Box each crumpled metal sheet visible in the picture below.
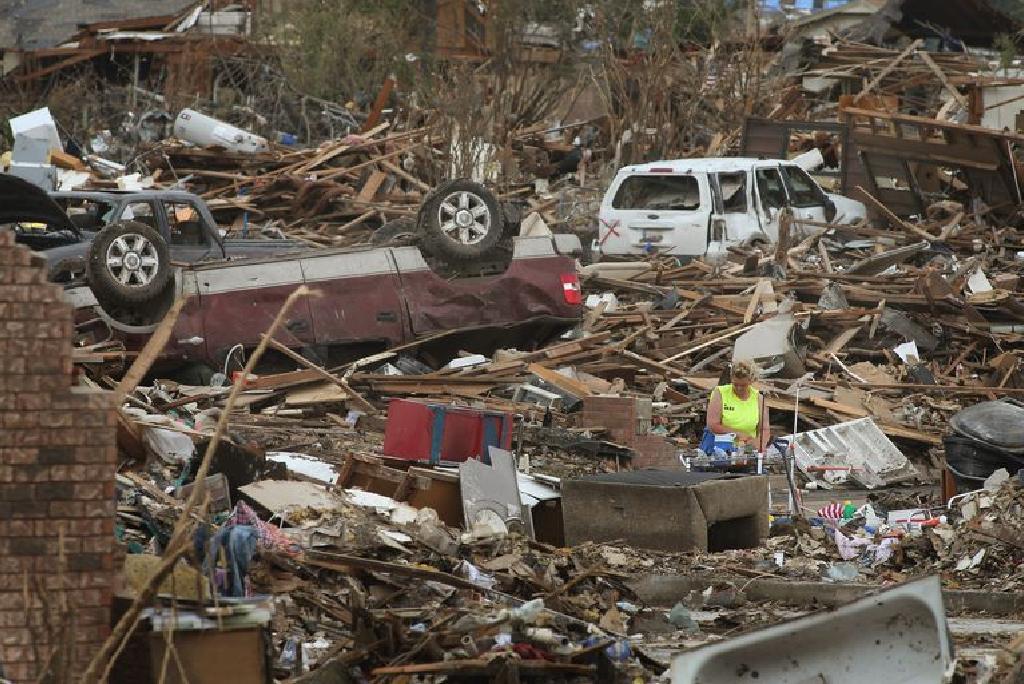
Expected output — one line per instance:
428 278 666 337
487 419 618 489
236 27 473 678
791 417 918 489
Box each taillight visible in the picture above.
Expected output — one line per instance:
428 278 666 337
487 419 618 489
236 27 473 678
560 273 582 305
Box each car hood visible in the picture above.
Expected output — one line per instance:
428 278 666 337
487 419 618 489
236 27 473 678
0 174 77 231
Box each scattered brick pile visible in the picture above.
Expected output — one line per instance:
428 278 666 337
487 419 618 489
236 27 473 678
579 396 679 469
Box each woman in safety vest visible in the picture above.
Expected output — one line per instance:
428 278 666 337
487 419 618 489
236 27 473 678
705 359 770 451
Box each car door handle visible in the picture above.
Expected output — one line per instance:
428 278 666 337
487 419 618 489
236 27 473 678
647 214 660 219
377 311 397 323
285 320 309 333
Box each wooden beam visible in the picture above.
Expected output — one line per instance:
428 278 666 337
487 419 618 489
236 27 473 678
362 76 395 132
917 50 969 109
81 15 178 32
527 363 593 399
355 170 387 204
261 335 378 415
113 297 187 404
16 48 105 82
859 39 923 97
661 322 755 363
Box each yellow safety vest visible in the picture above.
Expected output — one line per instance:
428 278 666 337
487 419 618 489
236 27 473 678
718 384 760 442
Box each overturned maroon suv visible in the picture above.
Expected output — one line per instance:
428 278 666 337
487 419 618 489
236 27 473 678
1 173 584 376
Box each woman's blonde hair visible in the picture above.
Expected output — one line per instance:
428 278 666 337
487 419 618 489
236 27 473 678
731 359 760 381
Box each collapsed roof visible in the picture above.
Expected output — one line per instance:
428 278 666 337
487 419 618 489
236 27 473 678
847 0 1021 49
0 0 198 51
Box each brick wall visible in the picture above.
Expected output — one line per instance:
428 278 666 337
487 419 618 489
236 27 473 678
579 395 682 469
0 231 117 682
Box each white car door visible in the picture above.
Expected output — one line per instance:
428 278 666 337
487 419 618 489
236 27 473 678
709 169 758 250
597 170 711 257
780 165 828 224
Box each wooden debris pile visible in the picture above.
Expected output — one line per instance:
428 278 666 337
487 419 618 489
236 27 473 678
145 124 433 247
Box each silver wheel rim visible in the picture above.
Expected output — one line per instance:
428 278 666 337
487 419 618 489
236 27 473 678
438 190 491 245
105 233 159 287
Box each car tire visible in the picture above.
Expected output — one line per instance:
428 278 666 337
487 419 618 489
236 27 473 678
371 218 418 246
87 221 171 306
418 179 504 262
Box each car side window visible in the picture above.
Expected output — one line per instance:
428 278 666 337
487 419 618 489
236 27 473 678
612 175 701 211
163 202 209 246
61 199 113 231
716 172 747 213
781 166 824 208
123 201 158 229
755 169 787 210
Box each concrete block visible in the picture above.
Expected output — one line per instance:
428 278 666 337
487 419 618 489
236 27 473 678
561 470 769 552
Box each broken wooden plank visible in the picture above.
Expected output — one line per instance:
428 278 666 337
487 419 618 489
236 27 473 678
372 661 596 676
262 335 378 415
527 363 594 399
114 296 187 404
859 39 924 97
917 50 969 109
355 170 388 204
661 322 755 363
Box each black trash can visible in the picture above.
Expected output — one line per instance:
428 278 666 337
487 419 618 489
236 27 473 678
943 435 1024 493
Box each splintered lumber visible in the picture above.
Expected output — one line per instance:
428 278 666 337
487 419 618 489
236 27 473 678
618 349 683 377
372 662 596 677
261 334 377 414
859 39 923 96
283 383 348 407
661 322 755 363
527 363 594 398
352 374 514 398
460 332 613 376
356 170 388 203
917 50 969 108
302 553 482 592
114 296 187 404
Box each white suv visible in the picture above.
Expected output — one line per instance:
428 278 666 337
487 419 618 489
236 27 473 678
595 158 867 258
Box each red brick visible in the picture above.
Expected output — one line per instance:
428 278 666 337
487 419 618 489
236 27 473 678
83 500 114 518
0 449 36 465
8 538 49 556
72 483 104 500
48 501 85 517
34 482 74 501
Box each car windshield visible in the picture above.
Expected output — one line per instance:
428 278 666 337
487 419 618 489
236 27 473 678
781 166 824 208
612 175 701 211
